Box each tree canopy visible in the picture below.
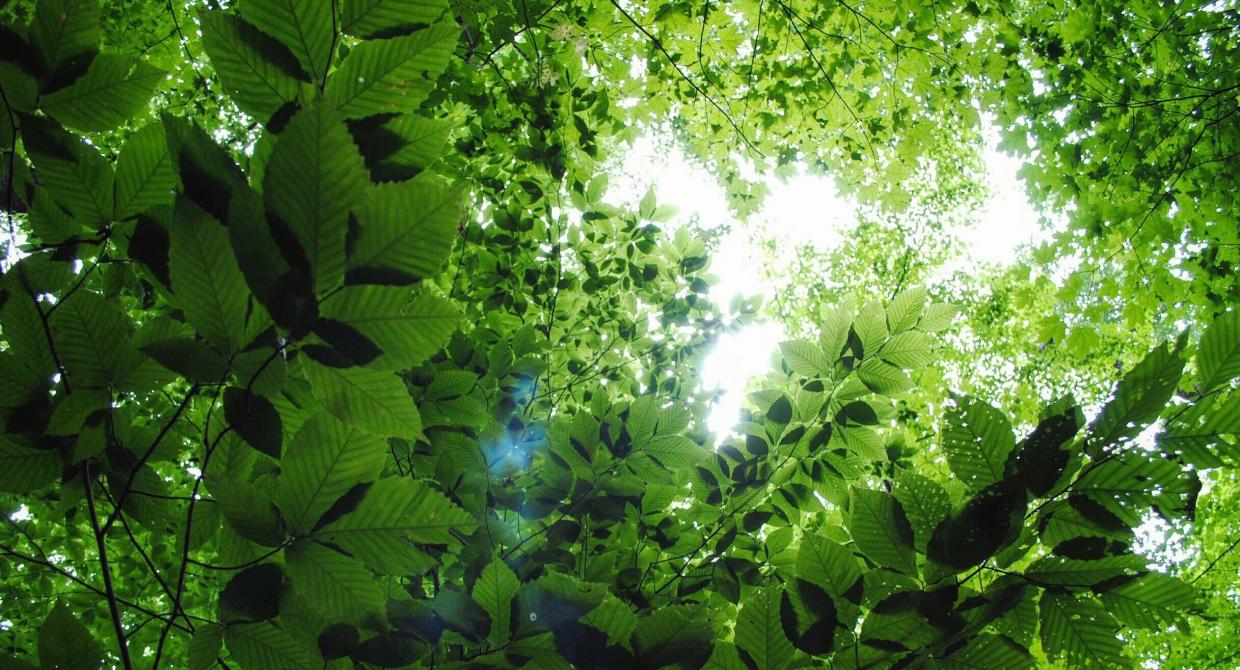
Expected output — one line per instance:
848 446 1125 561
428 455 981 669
0 0 1237 669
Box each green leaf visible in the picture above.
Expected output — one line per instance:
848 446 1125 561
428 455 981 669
239 0 334 85
473 556 520 645
342 0 449 38
641 434 704 468
224 621 312 670
702 643 749 670
320 286 459 370
917 302 959 332
114 122 174 220
780 339 832 378
1089 340 1185 451
885 286 927 334
847 487 917 575
264 103 368 294
315 476 475 560
878 330 935 370
1039 591 1128 669
0 437 61 493
38 601 103 670
1159 390 1240 467
797 533 862 597
348 177 459 284
211 477 286 547
325 23 457 119
631 606 713 670
1098 573 1198 629
854 300 888 357
856 358 912 395
1027 554 1146 588
41 55 162 131
169 197 252 353
927 481 1027 572
1073 454 1191 524
221 564 284 621
1197 309 1240 391
734 587 795 670
276 412 387 534
27 190 83 245
140 337 228 383
304 363 421 437
892 470 951 552
348 113 452 181
21 116 114 228
817 302 853 360
199 12 305 120
581 595 638 651
31 0 100 80
940 633 1034 670
188 625 224 670
49 290 130 387
286 540 385 624
942 397 1015 491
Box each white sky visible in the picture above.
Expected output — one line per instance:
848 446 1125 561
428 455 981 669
610 129 1044 436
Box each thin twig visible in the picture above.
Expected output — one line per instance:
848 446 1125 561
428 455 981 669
84 464 135 670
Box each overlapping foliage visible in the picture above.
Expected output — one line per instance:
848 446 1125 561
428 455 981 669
0 1 1238 669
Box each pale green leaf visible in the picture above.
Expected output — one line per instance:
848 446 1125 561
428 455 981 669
581 595 638 651
940 633 1034 670
264 104 368 294
224 621 312 670
885 286 927 334
893 470 950 552
348 177 460 284
199 12 305 120
856 358 912 395
847 487 917 575
325 24 456 119
641 434 704 468
286 540 385 624
320 286 459 370
277 412 387 533
473 556 519 645
316 476 475 556
169 197 251 353
796 533 862 597
48 290 129 387
342 0 449 38
1197 309 1240 391
1098 573 1198 629
239 0 334 84
114 122 174 219
1089 341 1185 450
942 397 1015 492
734 587 794 670
854 300 888 358
780 339 832 378
1039 591 1128 669
878 330 935 370
304 363 421 437
917 302 959 332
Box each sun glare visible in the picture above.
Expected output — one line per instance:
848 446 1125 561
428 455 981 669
610 127 1044 438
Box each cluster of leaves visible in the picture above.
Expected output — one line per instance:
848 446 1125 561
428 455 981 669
0 1 1238 670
